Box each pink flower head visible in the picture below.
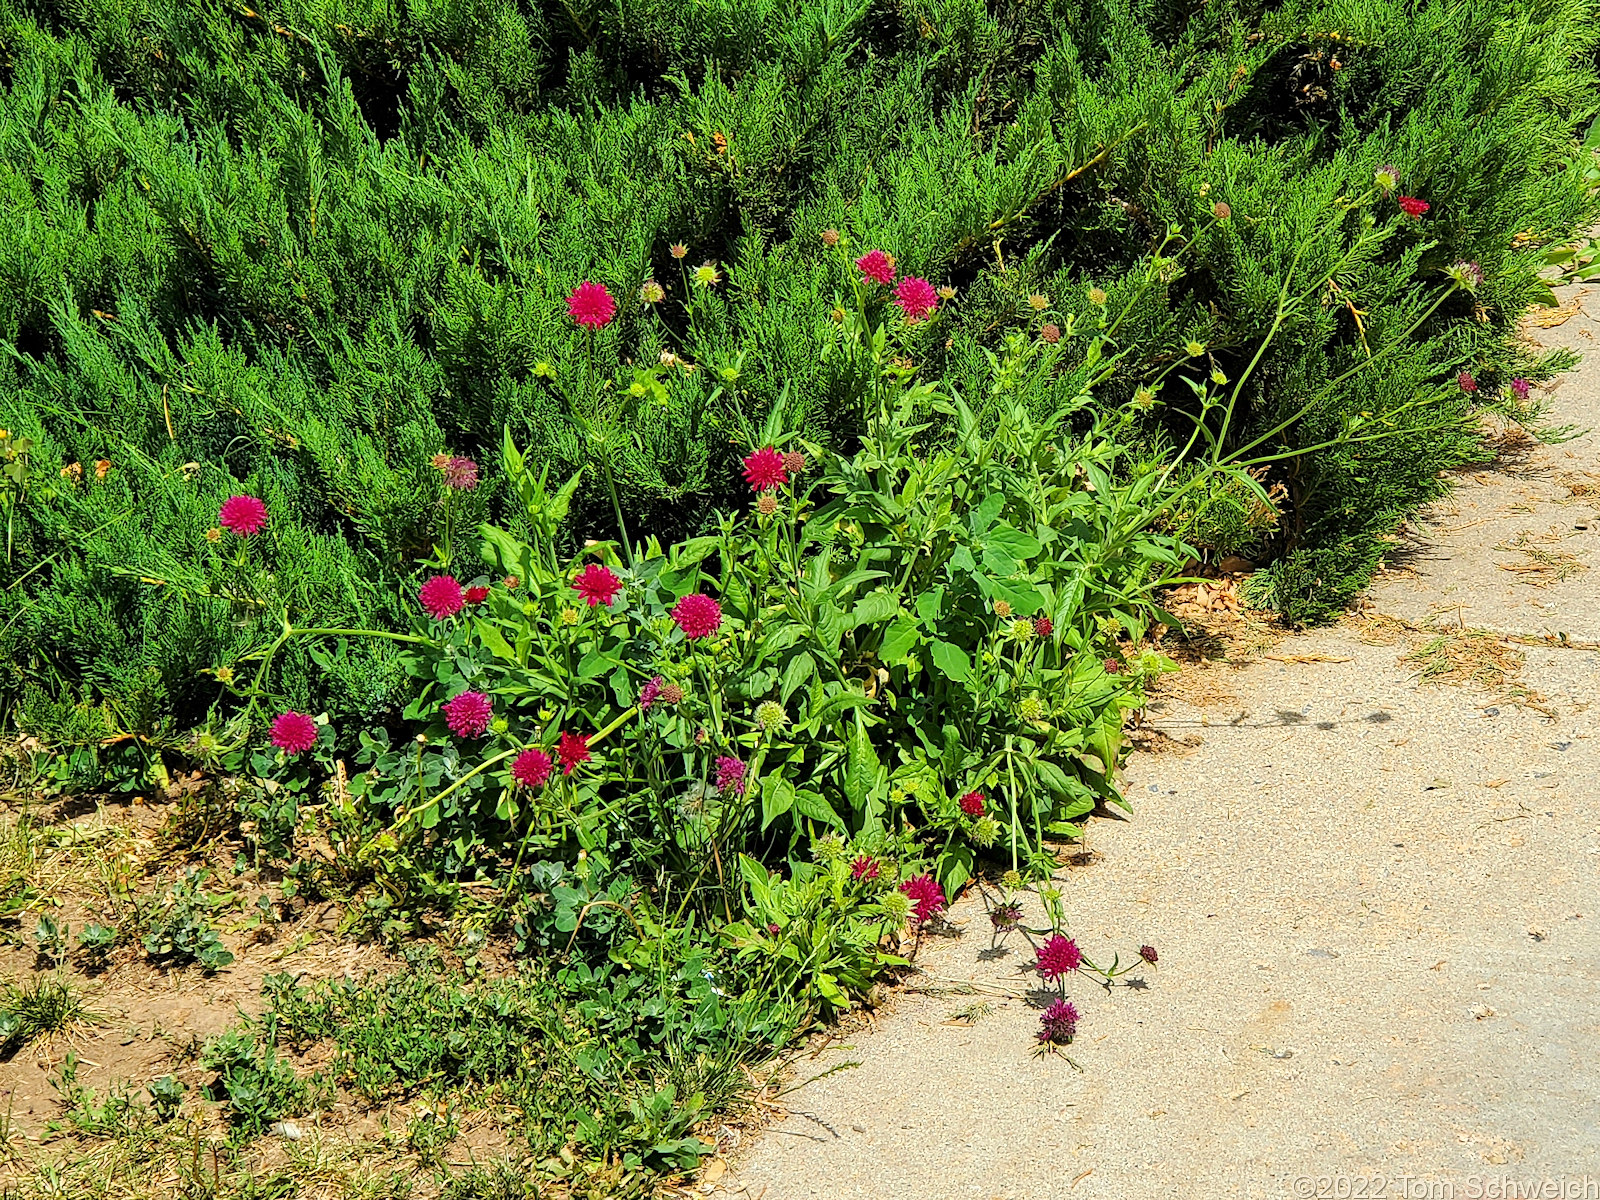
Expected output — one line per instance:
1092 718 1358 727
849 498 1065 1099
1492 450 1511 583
464 585 490 605
512 748 552 788
1510 377 1532 401
1398 196 1429 218
850 855 880 882
899 873 946 925
557 731 591 775
1103 657 1123 674
443 690 493 738
1457 371 1478 394
715 755 747 796
1034 616 1053 638
219 495 268 536
269 711 318 755
672 593 723 639
894 276 939 322
1036 933 1083 981
742 446 788 492
855 249 895 286
958 791 985 818
1139 944 1159 964
639 675 665 711
1037 998 1080 1045
419 575 465 620
573 563 622 608
442 456 479 490
566 280 617 329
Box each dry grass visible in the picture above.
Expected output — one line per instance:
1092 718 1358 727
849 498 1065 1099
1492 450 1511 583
1352 612 1551 712
1494 528 1588 586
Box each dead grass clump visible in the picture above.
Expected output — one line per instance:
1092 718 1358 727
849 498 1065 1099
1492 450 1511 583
1494 528 1587 586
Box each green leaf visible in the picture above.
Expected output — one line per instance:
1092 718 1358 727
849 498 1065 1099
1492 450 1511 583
850 591 901 630
475 620 516 662
808 688 871 723
987 523 1041 562
878 613 922 664
982 573 1044 615
844 726 880 813
929 639 971 683
794 788 845 829
937 843 974 894
969 492 1005 534
761 776 796 830
781 652 815 703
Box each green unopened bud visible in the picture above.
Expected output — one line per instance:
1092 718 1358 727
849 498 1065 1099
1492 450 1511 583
756 700 788 731
971 817 1001 848
881 889 911 923
812 832 845 864
1017 695 1046 722
1185 340 1206 358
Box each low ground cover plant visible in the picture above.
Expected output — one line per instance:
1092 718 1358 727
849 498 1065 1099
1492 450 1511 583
1 0 1596 749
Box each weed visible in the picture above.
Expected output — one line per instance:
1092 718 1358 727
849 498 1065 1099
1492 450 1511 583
199 1029 321 1138
0 974 94 1053
139 870 235 971
147 1075 185 1122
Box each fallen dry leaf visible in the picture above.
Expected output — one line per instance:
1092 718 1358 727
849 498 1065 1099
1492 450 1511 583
1530 288 1589 328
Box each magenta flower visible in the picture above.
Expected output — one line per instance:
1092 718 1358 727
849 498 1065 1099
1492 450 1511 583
443 690 493 738
639 675 665 711
1398 196 1429 218
899 873 946 925
442 456 479 490
573 563 622 608
567 281 617 329
512 748 553 788
218 495 268 537
672 593 723 639
419 575 465 620
850 855 880 882
742 446 788 492
1510 377 1531 401
1139 944 1159 965
1037 998 1080 1045
715 755 747 796
894 276 939 322
958 791 985 818
557 731 591 775
1034 616 1053 638
1035 933 1083 981
269 711 318 755
855 249 895 286
1458 371 1478 394
464 585 490 605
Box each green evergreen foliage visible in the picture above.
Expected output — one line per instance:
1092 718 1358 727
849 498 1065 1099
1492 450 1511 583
2 0 1596 741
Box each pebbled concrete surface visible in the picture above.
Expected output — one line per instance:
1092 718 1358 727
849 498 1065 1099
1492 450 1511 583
710 283 1600 1199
